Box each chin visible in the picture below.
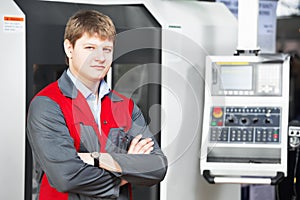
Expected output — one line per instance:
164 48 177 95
97 75 105 81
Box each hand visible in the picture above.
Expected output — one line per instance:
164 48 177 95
120 179 128 186
78 153 122 173
78 153 93 166
127 134 154 154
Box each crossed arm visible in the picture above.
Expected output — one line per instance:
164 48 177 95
28 96 167 198
78 134 154 185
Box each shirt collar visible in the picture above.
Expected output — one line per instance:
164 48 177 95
66 69 110 100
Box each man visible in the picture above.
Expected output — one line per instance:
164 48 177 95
27 9 167 200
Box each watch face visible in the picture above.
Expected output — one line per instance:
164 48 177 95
91 152 100 159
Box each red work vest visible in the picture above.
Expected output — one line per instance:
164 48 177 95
36 81 134 200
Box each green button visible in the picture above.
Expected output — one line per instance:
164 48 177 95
211 121 217 126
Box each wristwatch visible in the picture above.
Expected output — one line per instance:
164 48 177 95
90 152 101 167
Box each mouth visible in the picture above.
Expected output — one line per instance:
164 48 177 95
91 65 105 70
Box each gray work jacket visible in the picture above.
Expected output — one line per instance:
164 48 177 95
27 71 168 200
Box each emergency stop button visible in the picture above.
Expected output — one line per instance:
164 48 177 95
213 107 223 118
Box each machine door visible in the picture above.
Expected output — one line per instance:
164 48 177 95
14 0 161 199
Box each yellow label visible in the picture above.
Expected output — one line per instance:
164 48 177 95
216 62 249 65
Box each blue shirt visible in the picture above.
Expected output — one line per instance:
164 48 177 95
67 69 110 129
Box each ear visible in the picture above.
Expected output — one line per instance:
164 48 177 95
64 39 73 58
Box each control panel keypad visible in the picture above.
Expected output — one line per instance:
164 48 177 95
210 127 228 142
230 128 253 142
255 128 279 142
209 106 281 144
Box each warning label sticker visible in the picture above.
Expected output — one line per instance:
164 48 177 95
3 16 25 32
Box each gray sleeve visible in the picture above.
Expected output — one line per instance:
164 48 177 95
110 103 168 186
27 96 121 198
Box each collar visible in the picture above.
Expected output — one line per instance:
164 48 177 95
58 69 123 102
58 70 78 98
108 91 123 102
67 69 92 98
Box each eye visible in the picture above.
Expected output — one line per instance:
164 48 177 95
103 47 112 53
85 46 95 50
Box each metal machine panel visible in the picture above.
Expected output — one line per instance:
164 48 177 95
0 0 26 199
200 54 290 184
153 1 240 200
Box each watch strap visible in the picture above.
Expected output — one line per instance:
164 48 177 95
91 152 100 167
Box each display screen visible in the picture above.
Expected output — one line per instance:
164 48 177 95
220 66 253 90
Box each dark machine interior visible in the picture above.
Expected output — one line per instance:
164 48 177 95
14 0 161 199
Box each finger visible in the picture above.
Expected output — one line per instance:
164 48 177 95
134 138 152 153
120 179 128 186
135 138 153 154
139 141 154 154
128 134 142 154
144 146 154 154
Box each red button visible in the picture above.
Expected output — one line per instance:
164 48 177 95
213 107 223 118
217 121 223 126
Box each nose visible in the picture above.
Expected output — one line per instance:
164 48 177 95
94 49 105 63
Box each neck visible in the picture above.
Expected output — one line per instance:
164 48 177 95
69 67 101 95
81 78 100 103
86 80 100 95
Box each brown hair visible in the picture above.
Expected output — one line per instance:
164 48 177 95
64 10 116 65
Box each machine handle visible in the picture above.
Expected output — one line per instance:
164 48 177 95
203 170 284 185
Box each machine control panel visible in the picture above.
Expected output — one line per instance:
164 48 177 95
210 106 281 143
201 55 290 181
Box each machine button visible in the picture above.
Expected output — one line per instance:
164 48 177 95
221 128 229 141
213 107 223 118
225 114 238 125
210 128 217 141
265 118 272 124
252 118 259 124
210 127 229 142
240 117 249 125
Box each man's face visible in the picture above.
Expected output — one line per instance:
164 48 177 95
66 32 114 84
